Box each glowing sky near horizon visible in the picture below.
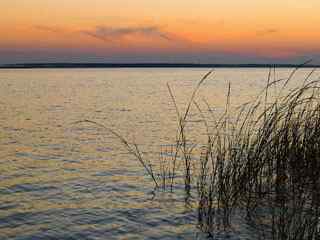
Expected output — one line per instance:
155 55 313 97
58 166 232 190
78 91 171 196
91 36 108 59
1 0 320 63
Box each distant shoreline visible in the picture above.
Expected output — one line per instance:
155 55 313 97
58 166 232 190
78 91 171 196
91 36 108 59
0 63 319 69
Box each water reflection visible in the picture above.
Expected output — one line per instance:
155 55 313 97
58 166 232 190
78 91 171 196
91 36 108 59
0 68 317 239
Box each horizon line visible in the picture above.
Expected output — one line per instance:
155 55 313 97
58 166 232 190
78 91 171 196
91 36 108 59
0 62 319 69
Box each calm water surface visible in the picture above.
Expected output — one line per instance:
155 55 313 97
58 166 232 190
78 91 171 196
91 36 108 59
0 68 317 239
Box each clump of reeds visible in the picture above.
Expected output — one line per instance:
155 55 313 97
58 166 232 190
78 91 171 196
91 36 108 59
192 65 320 239
150 64 320 239
76 64 320 240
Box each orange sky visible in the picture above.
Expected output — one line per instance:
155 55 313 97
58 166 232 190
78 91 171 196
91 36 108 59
1 0 320 63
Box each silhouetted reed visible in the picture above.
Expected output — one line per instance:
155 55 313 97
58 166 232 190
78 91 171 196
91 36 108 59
77 65 320 239
192 65 320 239
159 64 320 239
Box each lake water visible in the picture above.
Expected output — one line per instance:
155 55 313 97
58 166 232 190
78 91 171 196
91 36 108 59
0 68 318 239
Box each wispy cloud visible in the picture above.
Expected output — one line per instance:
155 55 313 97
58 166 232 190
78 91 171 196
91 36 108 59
256 28 278 36
34 25 63 33
82 25 172 42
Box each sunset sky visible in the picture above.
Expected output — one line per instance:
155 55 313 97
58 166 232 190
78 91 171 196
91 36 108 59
1 0 320 64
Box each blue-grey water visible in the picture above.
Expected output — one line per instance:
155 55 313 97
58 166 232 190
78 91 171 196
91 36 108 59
0 68 317 239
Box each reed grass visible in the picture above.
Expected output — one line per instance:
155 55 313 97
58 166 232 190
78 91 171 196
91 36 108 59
158 65 319 239
191 65 320 239
77 65 320 240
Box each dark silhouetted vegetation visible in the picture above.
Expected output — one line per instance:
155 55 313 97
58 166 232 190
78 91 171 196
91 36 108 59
78 65 320 239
